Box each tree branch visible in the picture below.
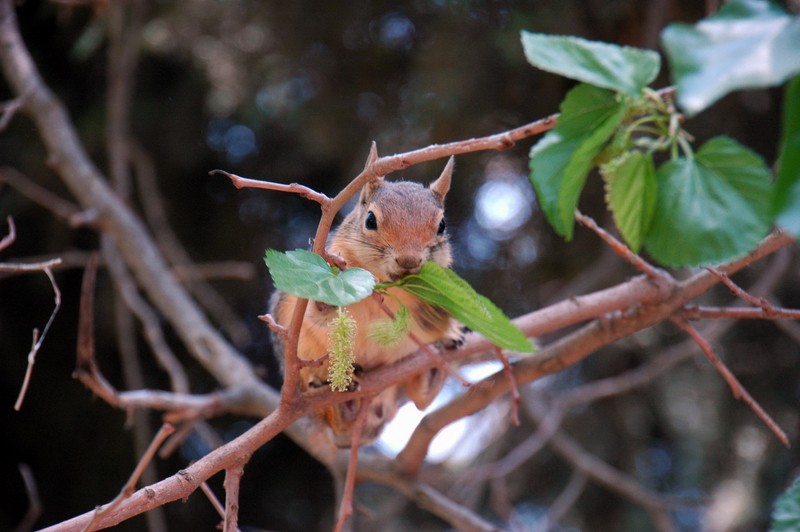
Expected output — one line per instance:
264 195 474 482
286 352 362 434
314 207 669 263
393 230 795 475
0 0 276 408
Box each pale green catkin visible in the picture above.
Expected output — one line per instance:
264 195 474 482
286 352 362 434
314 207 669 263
368 305 411 348
328 306 356 392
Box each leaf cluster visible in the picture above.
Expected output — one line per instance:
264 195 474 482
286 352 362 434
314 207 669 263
523 0 800 267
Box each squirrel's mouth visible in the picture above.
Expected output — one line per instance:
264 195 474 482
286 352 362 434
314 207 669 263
388 267 420 281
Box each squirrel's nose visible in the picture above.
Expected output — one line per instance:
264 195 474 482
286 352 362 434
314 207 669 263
395 254 422 271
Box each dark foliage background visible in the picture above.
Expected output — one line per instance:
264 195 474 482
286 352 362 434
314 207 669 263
1 1 798 531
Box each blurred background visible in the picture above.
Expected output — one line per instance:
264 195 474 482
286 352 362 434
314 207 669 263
1 1 798 530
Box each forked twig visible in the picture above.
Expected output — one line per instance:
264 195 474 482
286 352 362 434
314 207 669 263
13 265 61 411
706 267 778 314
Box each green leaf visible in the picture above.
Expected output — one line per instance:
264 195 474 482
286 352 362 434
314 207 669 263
774 75 800 236
661 0 800 116
644 136 773 267
530 84 627 239
601 151 657 252
264 248 375 306
521 31 660 96
772 476 800 531
382 262 534 353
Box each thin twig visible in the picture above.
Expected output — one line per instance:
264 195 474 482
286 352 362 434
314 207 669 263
83 423 176 532
14 463 43 532
171 261 255 282
104 243 191 393
0 166 85 225
210 169 331 205
0 258 63 272
575 210 665 280
0 93 25 130
494 347 520 426
672 318 789 446
538 470 588 531
14 266 61 411
200 481 226 519
1 0 275 413
706 267 777 314
524 402 688 532
132 143 252 346
334 397 371 532
258 313 288 338
680 305 800 320
0 214 15 250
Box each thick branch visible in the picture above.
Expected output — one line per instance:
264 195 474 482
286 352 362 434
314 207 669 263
38 407 300 532
393 231 795 474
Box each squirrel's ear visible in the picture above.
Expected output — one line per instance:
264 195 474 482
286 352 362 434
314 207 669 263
359 176 384 204
429 156 454 201
358 141 383 204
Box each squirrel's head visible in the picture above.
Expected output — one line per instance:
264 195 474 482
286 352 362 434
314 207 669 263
338 157 454 282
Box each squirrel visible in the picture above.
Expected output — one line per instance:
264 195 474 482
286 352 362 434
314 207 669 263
269 157 463 448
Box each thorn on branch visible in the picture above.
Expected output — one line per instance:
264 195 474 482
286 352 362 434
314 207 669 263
300 352 329 369
259 313 288 338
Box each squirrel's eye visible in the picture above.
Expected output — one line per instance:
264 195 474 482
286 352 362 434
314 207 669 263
437 218 447 235
365 211 378 231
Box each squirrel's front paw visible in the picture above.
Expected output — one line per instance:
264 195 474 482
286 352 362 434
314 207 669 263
441 324 470 350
